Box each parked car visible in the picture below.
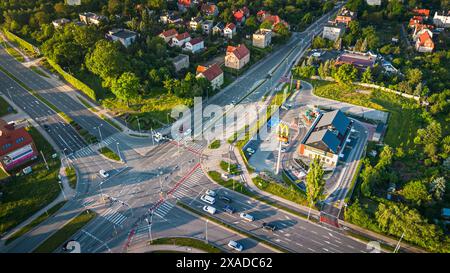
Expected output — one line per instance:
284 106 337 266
205 189 217 197
99 169 109 178
227 240 243 251
219 195 232 203
246 148 255 155
223 205 235 214
203 205 216 215
240 213 255 222
200 194 216 205
262 222 277 232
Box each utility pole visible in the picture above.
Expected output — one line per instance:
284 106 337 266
150 128 154 146
205 219 209 243
275 140 282 175
116 142 122 162
40 150 49 170
97 124 103 144
394 232 405 253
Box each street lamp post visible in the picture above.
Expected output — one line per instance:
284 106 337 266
116 142 122 162
95 124 103 144
137 116 141 135
205 219 209 243
58 181 67 200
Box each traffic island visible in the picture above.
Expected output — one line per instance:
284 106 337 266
98 147 121 162
148 237 222 253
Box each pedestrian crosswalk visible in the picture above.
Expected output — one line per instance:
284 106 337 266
153 201 175 219
68 136 118 160
102 206 127 226
170 167 204 200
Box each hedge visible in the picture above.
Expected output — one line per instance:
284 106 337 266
46 58 97 101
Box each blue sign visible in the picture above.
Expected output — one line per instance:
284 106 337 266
267 117 280 128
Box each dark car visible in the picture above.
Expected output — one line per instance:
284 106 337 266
223 205 235 214
219 195 232 203
43 124 50 131
262 222 277 232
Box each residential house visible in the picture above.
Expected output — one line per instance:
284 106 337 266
79 12 107 26
433 11 450 28
0 119 38 172
233 7 250 25
335 52 376 70
225 44 250 70
257 11 289 30
196 63 224 90
190 17 204 30
334 8 356 26
415 29 434 52
178 0 195 12
52 18 71 28
257 10 268 22
298 110 353 167
159 29 178 43
322 24 346 41
201 2 219 17
106 29 138 48
172 54 190 72
160 12 183 25
252 29 272 48
172 32 191 47
67 0 81 5
409 15 424 28
202 20 214 34
213 22 225 36
224 23 236 39
184 37 205 53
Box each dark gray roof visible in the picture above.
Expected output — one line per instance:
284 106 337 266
305 129 340 153
110 29 137 39
316 110 350 136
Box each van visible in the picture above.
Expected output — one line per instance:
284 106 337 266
203 205 216 215
200 194 216 205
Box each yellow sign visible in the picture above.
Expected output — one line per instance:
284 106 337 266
277 123 289 139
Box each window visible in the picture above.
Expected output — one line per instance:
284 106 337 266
16 137 24 144
2 143 12 150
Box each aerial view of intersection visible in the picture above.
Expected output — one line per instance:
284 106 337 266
0 0 449 261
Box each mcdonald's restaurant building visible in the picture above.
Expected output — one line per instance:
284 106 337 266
298 110 353 167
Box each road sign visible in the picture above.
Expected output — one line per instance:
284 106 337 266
267 117 280 128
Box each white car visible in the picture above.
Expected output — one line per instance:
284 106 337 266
227 240 243 252
200 194 216 205
99 169 109 178
240 213 255 222
246 148 255 154
205 189 217 197
203 205 216 215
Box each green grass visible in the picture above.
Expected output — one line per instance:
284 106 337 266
312 81 422 149
253 177 308 207
30 66 49 78
149 237 222 253
0 127 61 235
5 201 67 245
0 96 15 117
0 168 9 180
1 40 25 62
98 147 120 161
33 210 96 253
100 115 122 131
208 171 252 196
65 167 77 189
208 139 221 149
219 161 241 175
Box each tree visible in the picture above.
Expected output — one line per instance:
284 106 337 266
312 36 327 49
361 67 373 83
401 180 431 206
245 16 258 33
260 20 273 30
111 72 140 105
85 40 129 80
305 157 325 205
430 177 446 202
334 64 358 85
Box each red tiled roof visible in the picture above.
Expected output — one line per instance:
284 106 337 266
0 123 34 157
234 10 244 20
417 30 434 47
160 29 178 37
189 37 203 45
175 32 190 40
227 44 249 60
199 63 223 81
413 9 430 17
201 3 217 15
178 0 192 7
225 22 236 30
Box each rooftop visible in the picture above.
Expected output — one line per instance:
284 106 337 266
108 29 137 39
0 120 34 157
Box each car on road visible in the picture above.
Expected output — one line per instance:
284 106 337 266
262 222 277 232
205 189 217 197
99 169 109 178
43 124 50 131
246 148 255 155
227 240 243 252
218 195 232 203
240 213 255 222
183 129 192 137
231 100 236 105
200 194 216 205
203 205 216 215
281 148 287 152
223 205 235 214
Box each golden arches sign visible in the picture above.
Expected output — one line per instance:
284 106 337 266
277 123 289 142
